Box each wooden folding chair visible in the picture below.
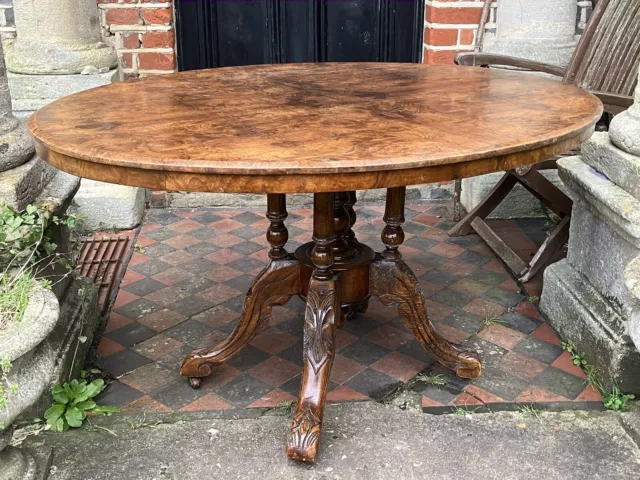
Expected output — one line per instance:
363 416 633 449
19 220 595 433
448 0 639 283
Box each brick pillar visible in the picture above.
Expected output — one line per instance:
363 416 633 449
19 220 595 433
98 0 176 79
423 0 493 64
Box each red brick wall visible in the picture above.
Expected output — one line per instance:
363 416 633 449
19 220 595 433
98 0 176 78
423 0 496 64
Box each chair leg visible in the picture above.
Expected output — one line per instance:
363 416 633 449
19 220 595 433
519 216 570 283
448 172 518 237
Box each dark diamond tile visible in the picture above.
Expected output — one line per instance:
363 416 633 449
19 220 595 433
464 337 508 367
500 312 543 334
129 259 172 277
170 296 215 318
227 345 271 371
441 310 485 335
184 242 221 257
224 274 255 293
173 276 215 295
279 374 303 396
466 268 509 286
181 258 217 275
456 250 492 267
144 228 179 242
192 212 224 225
339 338 390 366
141 243 176 258
513 337 564 364
229 241 264 255
216 373 273 407
115 298 163 320
156 344 194 370
445 235 483 248
340 315 381 336
123 278 166 297
146 211 182 226
95 381 144 407
482 288 526 307
419 269 460 286
403 236 438 251
532 367 586 400
276 315 305 338
434 220 457 231
344 368 402 401
396 339 435 364
164 318 214 346
106 322 157 348
402 222 429 235
231 212 265 225
220 295 246 314
150 378 207 410
233 225 264 239
472 366 530 401
430 289 471 308
187 227 216 242
227 257 265 273
277 341 305 367
411 251 448 268
95 349 152 377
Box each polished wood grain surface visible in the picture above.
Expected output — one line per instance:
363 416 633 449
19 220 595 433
29 63 602 194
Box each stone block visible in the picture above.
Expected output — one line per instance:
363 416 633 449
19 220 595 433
0 155 56 211
460 170 569 218
0 120 35 173
540 260 640 394
558 156 640 247
566 205 639 320
72 179 146 231
8 69 118 114
581 132 640 201
24 277 101 420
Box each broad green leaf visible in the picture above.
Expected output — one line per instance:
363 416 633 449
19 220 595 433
65 407 84 428
52 390 69 405
77 400 96 411
44 404 65 421
93 405 120 416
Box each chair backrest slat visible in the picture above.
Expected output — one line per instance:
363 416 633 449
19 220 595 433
569 0 640 97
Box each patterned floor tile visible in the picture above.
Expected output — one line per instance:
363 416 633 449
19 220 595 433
92 203 606 415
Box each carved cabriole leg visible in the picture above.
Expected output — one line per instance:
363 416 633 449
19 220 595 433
287 192 340 463
370 187 482 378
180 194 301 388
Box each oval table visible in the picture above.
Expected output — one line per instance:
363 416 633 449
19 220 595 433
28 63 602 463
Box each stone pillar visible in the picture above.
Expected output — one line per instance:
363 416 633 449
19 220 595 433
540 66 640 393
0 38 33 173
483 0 578 65
5 0 116 75
461 0 579 218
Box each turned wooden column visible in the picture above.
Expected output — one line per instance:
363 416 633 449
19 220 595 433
266 194 289 259
287 192 341 463
381 186 406 259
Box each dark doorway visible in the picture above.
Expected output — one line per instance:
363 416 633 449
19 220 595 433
175 0 425 71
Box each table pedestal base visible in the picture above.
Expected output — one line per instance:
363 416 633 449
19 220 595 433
180 188 482 462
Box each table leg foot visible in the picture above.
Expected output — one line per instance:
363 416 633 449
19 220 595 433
373 186 481 379
286 274 340 463
370 257 481 378
180 257 301 380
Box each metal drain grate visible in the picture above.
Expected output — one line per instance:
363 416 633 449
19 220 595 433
76 236 131 313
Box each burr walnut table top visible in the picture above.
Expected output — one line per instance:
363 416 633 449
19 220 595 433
29 63 602 194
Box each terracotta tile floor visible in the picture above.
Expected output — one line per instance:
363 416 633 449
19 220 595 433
94 202 603 414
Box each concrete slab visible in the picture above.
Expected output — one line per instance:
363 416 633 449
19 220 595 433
72 179 146 231
20 402 640 480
